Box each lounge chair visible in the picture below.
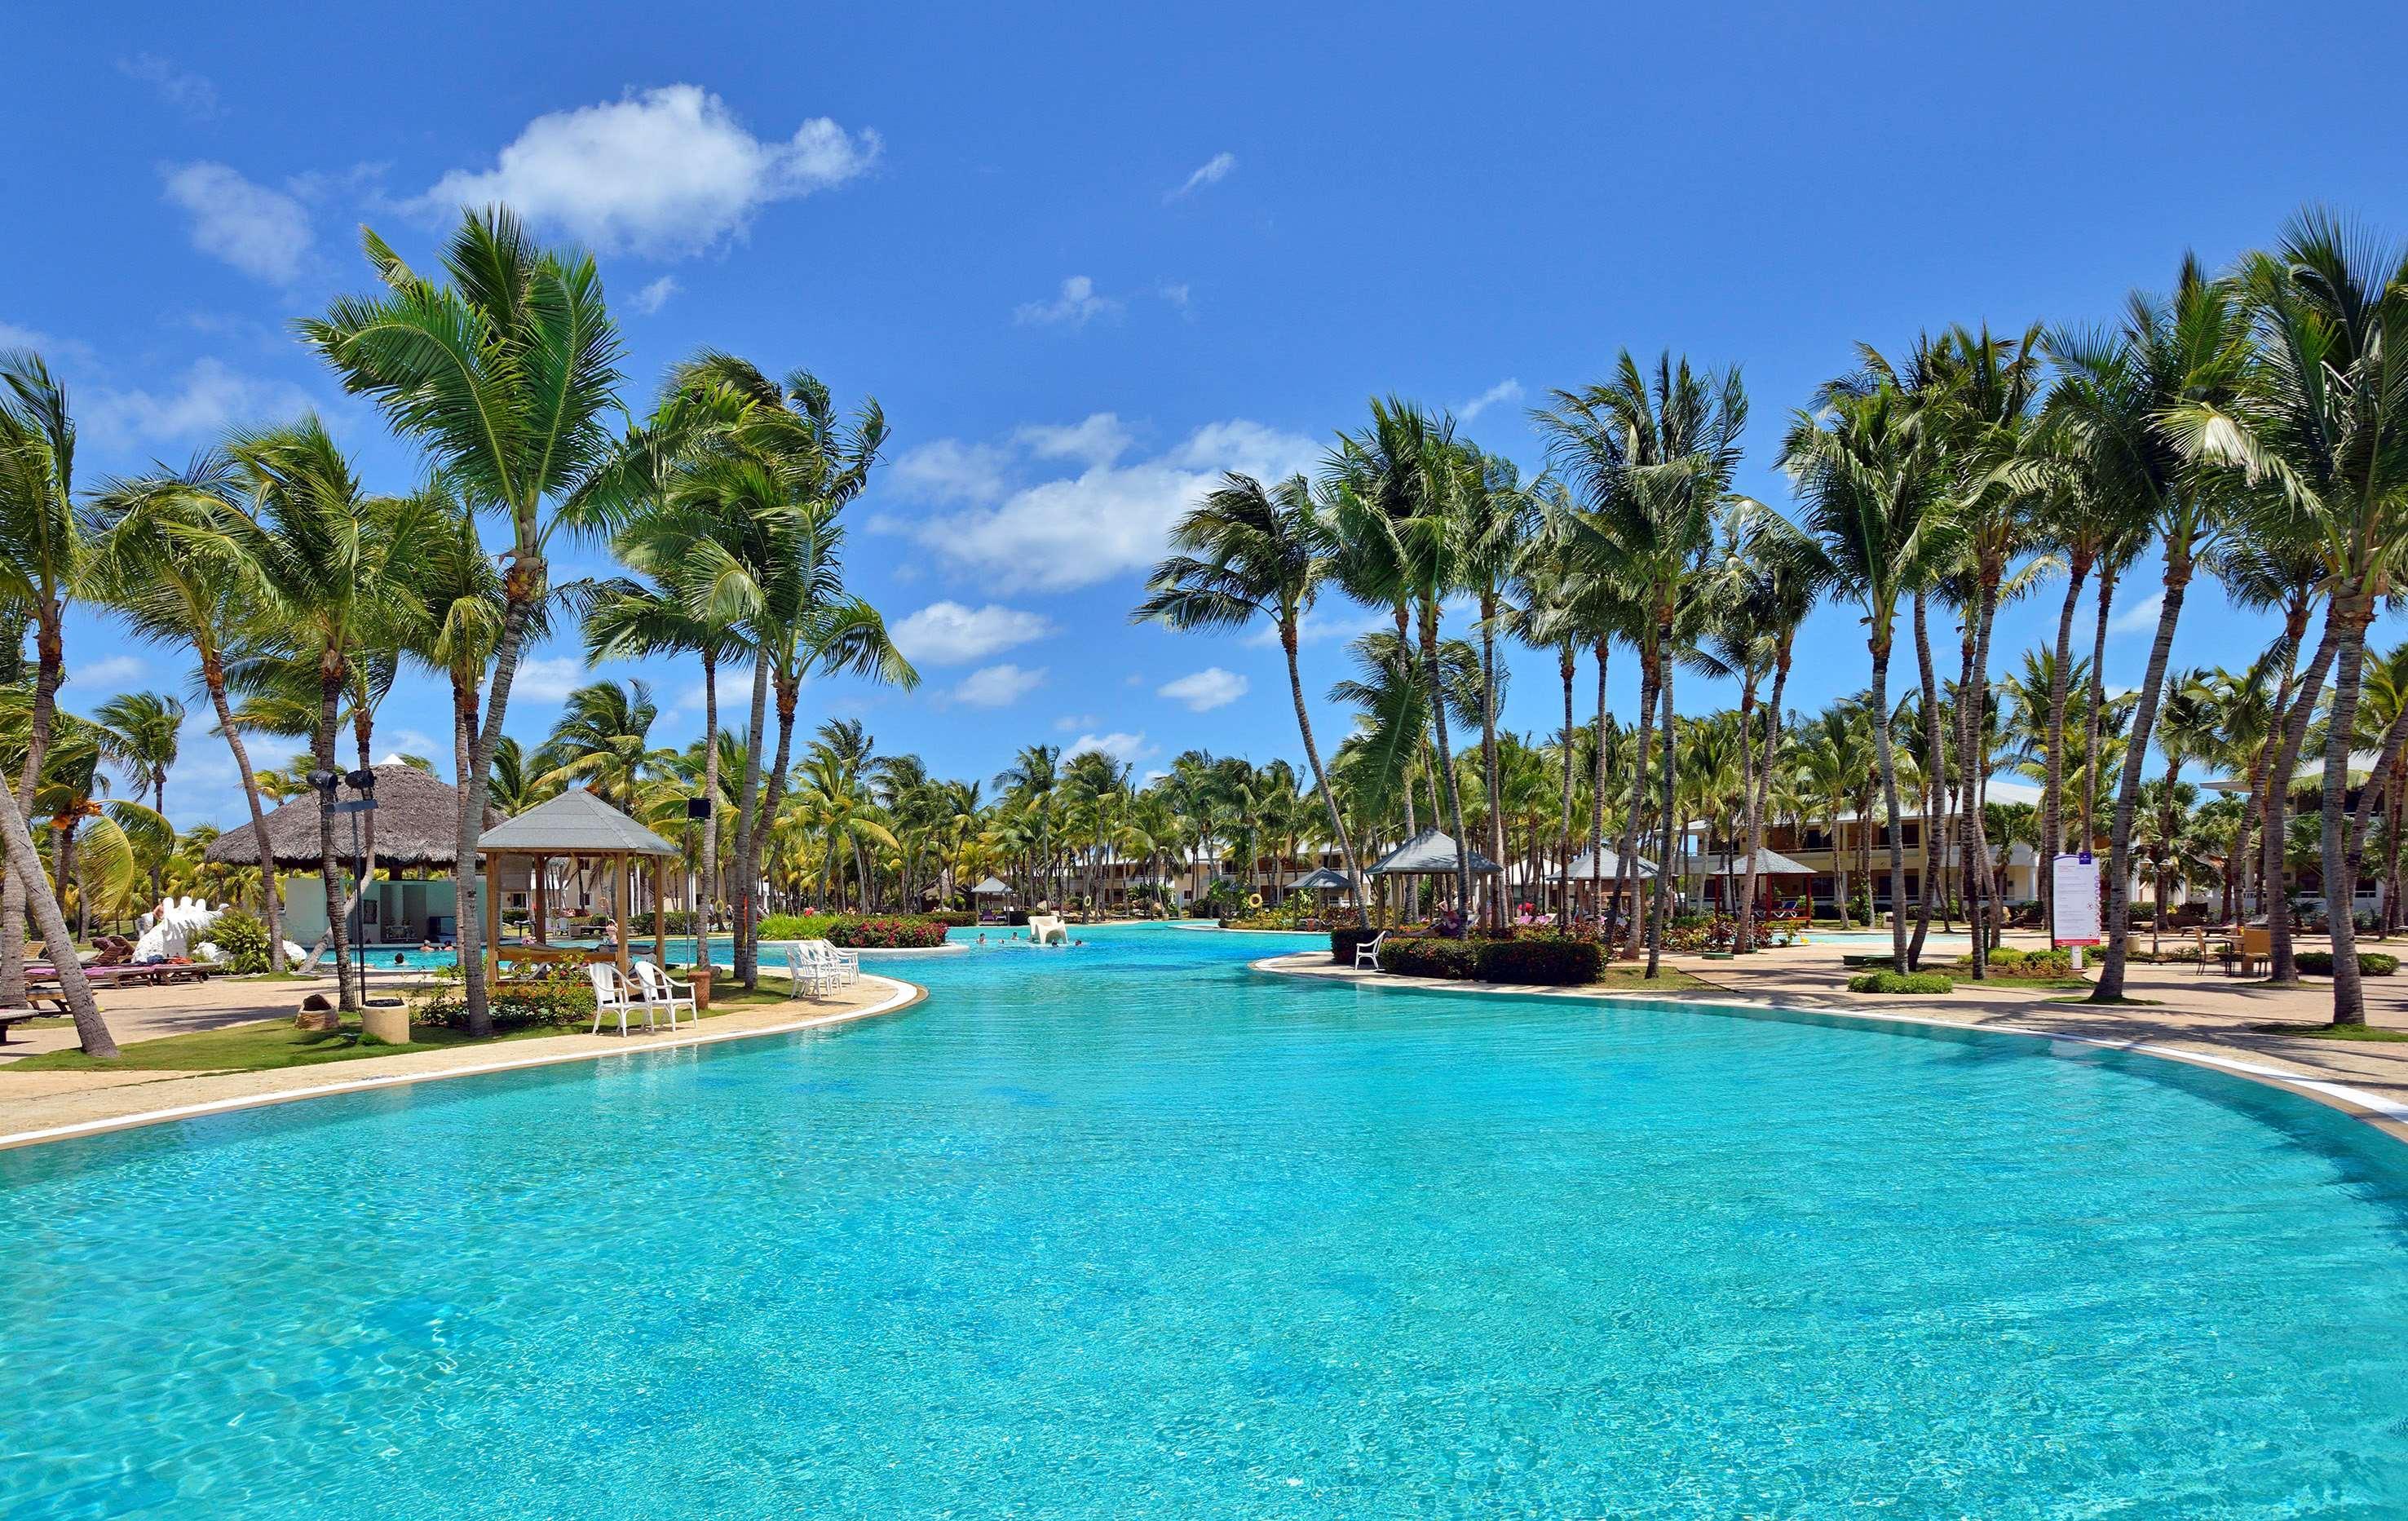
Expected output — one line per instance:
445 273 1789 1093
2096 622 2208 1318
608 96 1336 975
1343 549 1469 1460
630 961 698 1030
1354 931 1386 971
586 963 656 1037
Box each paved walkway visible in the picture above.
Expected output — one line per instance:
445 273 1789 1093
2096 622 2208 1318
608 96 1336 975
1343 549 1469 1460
1259 938 2408 1141
0 975 919 1149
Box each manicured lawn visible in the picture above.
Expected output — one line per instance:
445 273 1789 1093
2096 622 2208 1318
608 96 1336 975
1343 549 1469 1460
9 986 806 1074
2247 1021 2408 1043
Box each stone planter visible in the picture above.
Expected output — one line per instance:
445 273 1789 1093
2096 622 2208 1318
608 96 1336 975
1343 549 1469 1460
360 1003 410 1044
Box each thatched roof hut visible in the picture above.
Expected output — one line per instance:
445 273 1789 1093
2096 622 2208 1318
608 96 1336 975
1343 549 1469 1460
205 763 488 869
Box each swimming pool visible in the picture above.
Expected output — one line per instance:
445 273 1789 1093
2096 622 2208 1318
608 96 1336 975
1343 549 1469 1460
7 923 2407 1514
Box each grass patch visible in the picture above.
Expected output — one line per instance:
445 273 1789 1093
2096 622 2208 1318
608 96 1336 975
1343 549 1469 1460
8 984 805 1074
2245 1021 2408 1042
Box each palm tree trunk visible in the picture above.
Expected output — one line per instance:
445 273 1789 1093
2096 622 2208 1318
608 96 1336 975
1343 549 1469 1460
205 653 287 973
730 659 771 988
1910 590 1945 967
742 669 805 986
2265 619 2342 984
1751 640 1795 932
1618 642 1659 958
2322 591 2379 1025
447 661 481 993
1961 573 2002 977
457 562 543 1038
1589 639 1610 940
1 607 64 1009
1867 628 1911 972
1558 643 1577 933
0 770 113 1055
1646 657 1677 978
699 649 720 934
2041 549 2093 931
2082 560 2119 847
1283 619 1367 929
1478 592 1505 931
1419 598 1473 925
1735 676 1761 952
314 664 357 1013
2094 549 2192 1001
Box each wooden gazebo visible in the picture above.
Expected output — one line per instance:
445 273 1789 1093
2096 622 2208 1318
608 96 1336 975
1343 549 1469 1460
474 788 680 983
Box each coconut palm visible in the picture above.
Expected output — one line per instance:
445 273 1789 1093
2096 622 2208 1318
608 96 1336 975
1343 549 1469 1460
1539 354 1747 972
91 691 183 902
1136 471 1369 925
532 680 664 811
0 350 86 1011
2217 212 2408 1023
1456 450 1542 927
2043 256 2256 1001
301 207 623 1036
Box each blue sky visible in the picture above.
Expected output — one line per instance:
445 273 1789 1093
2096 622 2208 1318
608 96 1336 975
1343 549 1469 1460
9 3 2407 827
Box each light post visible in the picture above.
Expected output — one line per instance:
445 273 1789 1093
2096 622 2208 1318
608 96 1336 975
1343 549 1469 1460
308 767 381 1004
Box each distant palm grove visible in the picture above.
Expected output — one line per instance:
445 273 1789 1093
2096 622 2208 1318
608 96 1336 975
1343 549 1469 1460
4 205 2405 1052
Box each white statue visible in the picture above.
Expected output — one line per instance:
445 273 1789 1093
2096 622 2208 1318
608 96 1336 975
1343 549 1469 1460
135 895 223 962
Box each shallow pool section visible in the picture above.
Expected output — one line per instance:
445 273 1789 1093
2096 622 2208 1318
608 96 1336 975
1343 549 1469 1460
6 923 2407 1514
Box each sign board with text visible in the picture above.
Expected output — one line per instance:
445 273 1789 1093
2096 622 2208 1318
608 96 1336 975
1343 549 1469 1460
2052 853 2102 946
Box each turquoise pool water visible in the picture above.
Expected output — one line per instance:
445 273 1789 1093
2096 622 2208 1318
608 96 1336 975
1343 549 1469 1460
7 924 2408 1514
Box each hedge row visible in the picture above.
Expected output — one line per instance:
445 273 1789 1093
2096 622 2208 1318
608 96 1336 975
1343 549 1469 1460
756 913 951 948
1332 930 1604 987
2295 949 2400 977
415 964 595 1028
1847 971 1955 994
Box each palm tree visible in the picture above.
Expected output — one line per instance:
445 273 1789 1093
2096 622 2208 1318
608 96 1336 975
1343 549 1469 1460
1784 384 1957 971
212 419 413 1012
1136 471 1369 926
0 350 85 1010
1457 451 1541 928
92 691 183 902
2045 258 2253 1001
302 206 624 1037
1539 355 1747 972
533 680 663 811
1324 399 1479 921
2221 212 2408 1023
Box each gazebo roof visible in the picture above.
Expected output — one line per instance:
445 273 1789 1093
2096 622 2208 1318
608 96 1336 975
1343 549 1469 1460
205 763 487 869
1565 846 1658 881
972 876 1011 895
1367 829 1500 876
475 787 677 856
1288 867 1355 891
1678 844 1815 876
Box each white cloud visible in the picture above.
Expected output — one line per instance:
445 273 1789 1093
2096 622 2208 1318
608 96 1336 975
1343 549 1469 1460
1246 604 1390 648
1456 378 1523 422
631 275 679 315
1065 731 1157 766
1158 666 1248 711
1014 275 1120 327
508 657 589 703
951 662 1046 707
161 162 311 283
1014 413 1132 466
904 416 1317 592
1166 152 1237 201
381 728 441 760
1054 713 1098 732
2109 590 2164 636
1159 281 1191 312
71 654 147 690
891 438 1010 504
82 359 314 450
893 602 1055 665
117 54 220 119
413 85 878 259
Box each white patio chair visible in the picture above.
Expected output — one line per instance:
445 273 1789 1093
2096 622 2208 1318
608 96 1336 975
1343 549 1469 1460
1353 931 1386 971
779 942 834 999
587 962 656 1037
631 960 698 1030
800 938 859 986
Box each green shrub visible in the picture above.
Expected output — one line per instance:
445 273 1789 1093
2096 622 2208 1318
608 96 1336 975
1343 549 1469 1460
1381 935 1486 979
1967 947 2072 978
413 963 595 1029
2295 950 2399 977
1847 971 1955 994
927 909 976 927
755 913 948 948
204 906 272 974
1476 934 1602 986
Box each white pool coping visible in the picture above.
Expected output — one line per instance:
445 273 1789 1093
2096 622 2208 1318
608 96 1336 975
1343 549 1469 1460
0 975 926 1152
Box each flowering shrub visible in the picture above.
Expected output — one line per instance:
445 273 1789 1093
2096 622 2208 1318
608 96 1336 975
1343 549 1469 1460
413 962 596 1028
755 913 949 948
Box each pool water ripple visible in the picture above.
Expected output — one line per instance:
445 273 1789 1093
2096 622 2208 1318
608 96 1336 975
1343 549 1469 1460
5 924 2408 1515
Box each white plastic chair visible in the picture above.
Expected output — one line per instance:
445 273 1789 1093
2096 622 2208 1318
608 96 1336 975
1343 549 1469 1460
631 961 698 1029
1353 931 1386 971
587 963 656 1037
780 942 833 998
800 938 859 986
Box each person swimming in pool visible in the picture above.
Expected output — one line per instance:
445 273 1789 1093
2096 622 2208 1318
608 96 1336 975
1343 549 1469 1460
392 953 407 966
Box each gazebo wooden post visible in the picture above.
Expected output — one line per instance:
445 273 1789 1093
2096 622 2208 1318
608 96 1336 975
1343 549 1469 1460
532 856 549 946
614 853 631 978
483 849 501 986
651 861 667 971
